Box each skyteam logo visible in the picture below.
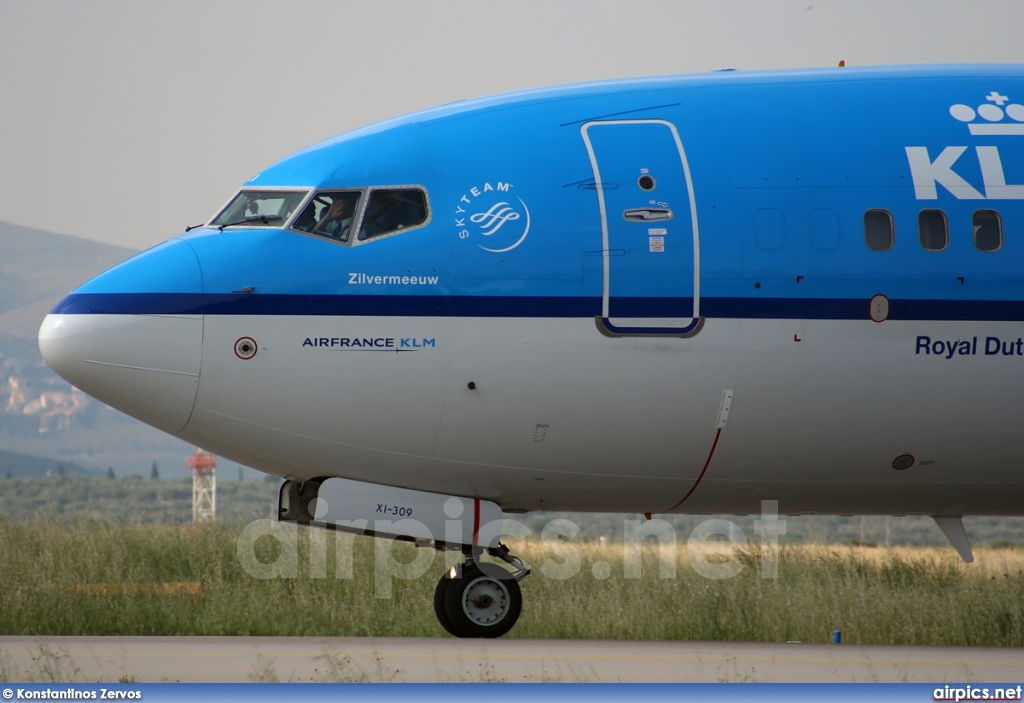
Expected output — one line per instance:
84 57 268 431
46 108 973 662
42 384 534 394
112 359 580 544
455 181 531 252
905 91 1024 200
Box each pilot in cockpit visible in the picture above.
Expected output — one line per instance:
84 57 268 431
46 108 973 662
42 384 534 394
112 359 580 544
310 196 355 240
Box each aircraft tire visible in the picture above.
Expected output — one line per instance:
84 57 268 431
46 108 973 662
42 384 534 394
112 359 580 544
433 571 460 637
443 562 522 638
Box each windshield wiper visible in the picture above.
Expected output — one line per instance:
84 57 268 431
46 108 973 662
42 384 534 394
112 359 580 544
218 214 283 230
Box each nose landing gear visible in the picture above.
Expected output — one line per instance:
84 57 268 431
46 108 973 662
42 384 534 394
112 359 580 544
434 545 529 638
277 477 531 638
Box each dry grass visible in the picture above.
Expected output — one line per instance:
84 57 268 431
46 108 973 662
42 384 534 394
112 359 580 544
1 519 1021 644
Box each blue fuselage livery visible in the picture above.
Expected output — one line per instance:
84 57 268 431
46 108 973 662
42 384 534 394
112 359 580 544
37 65 1024 635
54 66 1024 319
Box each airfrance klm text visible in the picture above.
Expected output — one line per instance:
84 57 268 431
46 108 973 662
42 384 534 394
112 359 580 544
302 337 436 351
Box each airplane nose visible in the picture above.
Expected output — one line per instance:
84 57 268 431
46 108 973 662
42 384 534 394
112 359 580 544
38 239 203 435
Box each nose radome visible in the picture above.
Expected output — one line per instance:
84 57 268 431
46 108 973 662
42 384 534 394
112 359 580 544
38 239 203 435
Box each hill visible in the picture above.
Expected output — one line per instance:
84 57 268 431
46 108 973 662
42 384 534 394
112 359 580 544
0 449 99 478
0 220 204 478
0 219 135 339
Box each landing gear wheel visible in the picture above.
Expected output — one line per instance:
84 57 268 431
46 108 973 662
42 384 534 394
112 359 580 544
443 562 522 638
433 570 460 637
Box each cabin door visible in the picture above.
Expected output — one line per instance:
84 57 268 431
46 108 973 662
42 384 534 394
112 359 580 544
581 120 700 335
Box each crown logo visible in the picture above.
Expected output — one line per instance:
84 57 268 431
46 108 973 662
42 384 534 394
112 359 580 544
950 92 1024 135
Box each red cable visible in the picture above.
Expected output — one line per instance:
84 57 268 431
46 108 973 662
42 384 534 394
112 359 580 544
663 427 722 513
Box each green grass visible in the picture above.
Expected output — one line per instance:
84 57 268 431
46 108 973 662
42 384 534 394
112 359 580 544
2 519 1022 644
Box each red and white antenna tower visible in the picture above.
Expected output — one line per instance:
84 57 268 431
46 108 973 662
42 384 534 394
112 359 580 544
187 447 217 523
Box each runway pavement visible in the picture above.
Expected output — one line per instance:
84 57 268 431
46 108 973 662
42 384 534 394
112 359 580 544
1 636 1022 682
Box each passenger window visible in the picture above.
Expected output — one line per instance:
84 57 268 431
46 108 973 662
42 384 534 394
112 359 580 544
864 209 894 251
753 208 786 251
293 191 362 242
358 188 428 240
809 208 841 251
918 209 948 251
973 210 1002 252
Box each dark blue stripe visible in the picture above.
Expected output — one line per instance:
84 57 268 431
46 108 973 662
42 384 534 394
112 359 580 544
51 293 209 316
49 292 1024 322
51 293 600 317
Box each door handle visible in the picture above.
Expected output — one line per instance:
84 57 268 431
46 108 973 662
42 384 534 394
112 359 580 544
623 208 672 221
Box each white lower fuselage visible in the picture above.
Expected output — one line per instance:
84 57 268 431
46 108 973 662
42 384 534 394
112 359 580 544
43 310 1016 517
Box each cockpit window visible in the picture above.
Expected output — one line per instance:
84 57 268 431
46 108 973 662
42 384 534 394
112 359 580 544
210 190 309 228
292 190 363 242
357 188 428 240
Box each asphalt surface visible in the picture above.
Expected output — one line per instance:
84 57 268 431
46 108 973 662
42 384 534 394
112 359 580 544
2 636 1022 682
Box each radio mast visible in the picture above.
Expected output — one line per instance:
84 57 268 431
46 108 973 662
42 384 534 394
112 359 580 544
187 447 217 523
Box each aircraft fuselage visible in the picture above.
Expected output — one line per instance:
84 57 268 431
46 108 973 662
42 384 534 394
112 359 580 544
40 65 1024 518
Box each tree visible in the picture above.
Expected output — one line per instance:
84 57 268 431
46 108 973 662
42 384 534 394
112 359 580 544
237 466 243 481
57 465 65 476
150 462 159 480
107 467 115 479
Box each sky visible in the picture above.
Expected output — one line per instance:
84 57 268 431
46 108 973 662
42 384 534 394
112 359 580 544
2 0 1023 250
